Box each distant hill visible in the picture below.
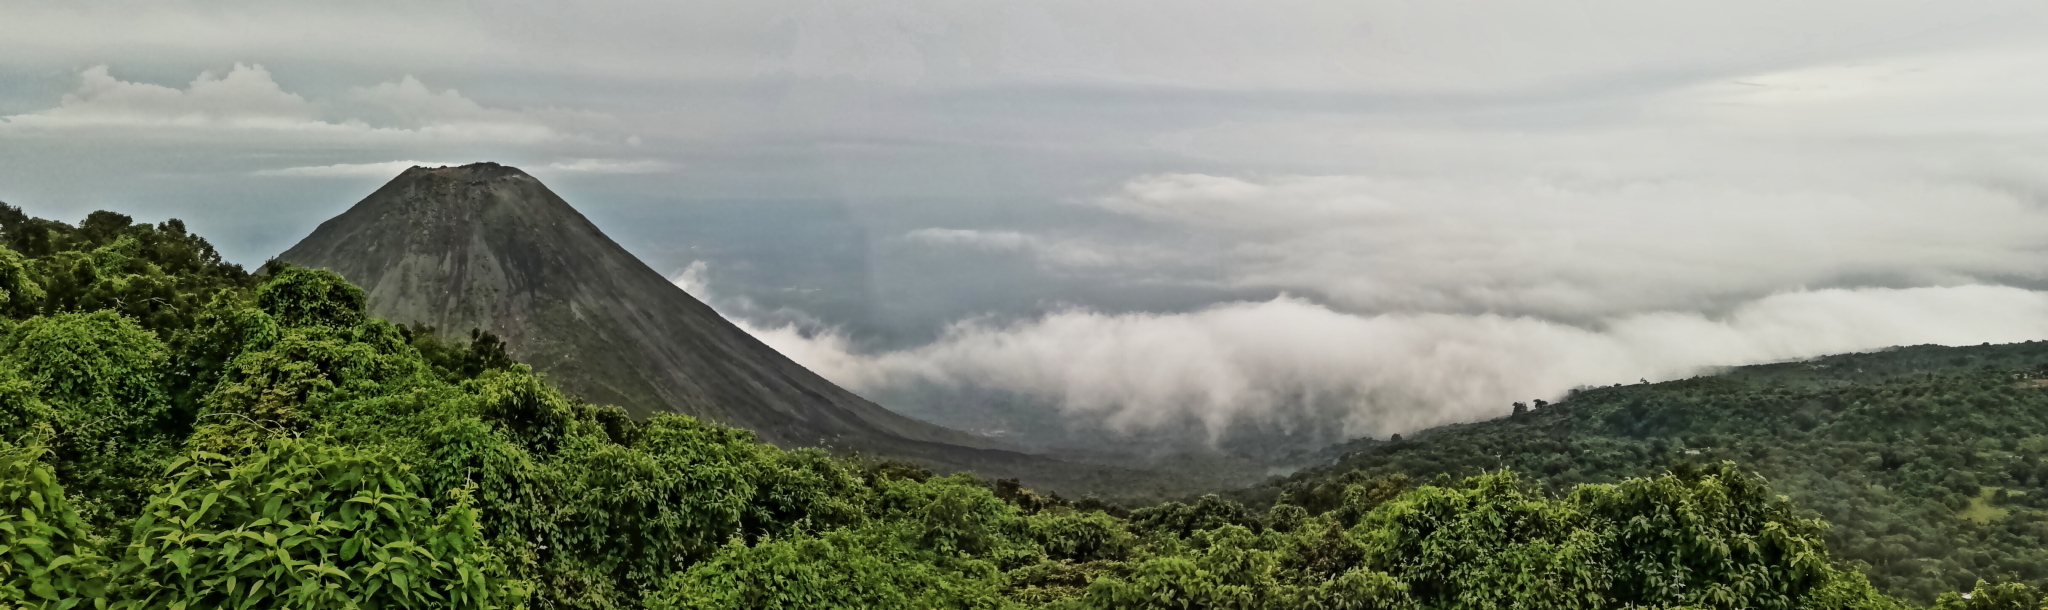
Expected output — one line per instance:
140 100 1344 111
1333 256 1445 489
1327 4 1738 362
275 163 1130 477
1238 340 2048 602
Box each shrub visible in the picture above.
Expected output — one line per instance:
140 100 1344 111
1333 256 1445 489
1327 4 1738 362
116 438 524 609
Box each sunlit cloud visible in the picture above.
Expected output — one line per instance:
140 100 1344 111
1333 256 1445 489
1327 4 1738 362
545 158 676 174
2 65 573 144
253 160 475 177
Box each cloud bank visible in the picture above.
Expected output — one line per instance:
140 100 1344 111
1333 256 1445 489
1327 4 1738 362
2 65 576 144
253 160 474 177
1088 169 2048 320
1 64 328 131
902 228 1130 268
544 158 675 174
742 285 2048 440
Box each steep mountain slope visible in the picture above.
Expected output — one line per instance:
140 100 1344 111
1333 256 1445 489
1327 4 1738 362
276 162 998 455
1238 340 2048 601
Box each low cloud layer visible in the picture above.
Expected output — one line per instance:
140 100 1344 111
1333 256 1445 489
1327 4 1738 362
902 228 1131 269
1087 169 2048 320
544 158 675 174
2 65 327 132
1 65 584 144
737 285 2048 440
253 160 474 177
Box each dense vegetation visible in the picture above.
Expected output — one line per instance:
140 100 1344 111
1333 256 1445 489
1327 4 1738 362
0 203 2028 608
1249 342 2048 603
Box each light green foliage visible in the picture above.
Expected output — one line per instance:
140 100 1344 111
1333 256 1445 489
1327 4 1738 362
193 268 432 452
1026 508 1134 564
117 438 524 609
1931 580 2048 609
0 443 110 609
0 310 170 436
1260 341 2048 602
523 414 873 606
0 372 54 445
1360 475 1608 609
1063 518 1419 610
254 266 366 329
1575 463 1834 606
873 472 1027 558
0 311 176 525
646 525 1009 610
1358 465 1879 609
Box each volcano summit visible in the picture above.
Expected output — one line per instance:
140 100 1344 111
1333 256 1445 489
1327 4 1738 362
277 162 1004 458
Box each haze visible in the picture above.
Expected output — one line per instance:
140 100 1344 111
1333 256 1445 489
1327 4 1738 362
7 0 2048 449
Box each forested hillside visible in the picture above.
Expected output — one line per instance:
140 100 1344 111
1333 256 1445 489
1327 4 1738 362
0 203 2024 609
1248 342 2048 602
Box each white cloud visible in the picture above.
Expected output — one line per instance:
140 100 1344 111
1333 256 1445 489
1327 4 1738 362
742 285 2048 439
670 260 712 295
902 228 1124 268
348 76 556 142
1118 172 1970 316
1120 125 2048 320
12 0 2038 93
0 64 338 131
2 65 575 144
544 158 676 174
253 160 474 177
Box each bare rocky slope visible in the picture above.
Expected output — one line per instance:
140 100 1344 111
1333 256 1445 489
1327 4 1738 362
276 163 1069 468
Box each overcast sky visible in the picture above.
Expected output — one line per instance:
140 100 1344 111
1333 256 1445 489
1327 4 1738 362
9 0 2048 447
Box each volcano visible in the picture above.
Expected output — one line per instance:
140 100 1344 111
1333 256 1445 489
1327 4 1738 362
276 162 1005 457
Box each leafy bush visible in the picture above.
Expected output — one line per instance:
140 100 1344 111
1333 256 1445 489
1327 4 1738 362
116 438 523 609
0 310 177 524
644 525 1008 610
0 310 170 439
1931 580 2046 609
0 443 109 609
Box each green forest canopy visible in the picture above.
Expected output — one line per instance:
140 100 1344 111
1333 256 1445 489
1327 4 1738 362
1246 340 2048 603
0 203 2032 609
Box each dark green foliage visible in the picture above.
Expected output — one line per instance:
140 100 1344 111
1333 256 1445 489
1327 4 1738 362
254 265 366 329
1130 494 1265 538
0 246 43 319
405 324 519 384
0 204 2010 608
1255 341 2048 602
0 205 249 336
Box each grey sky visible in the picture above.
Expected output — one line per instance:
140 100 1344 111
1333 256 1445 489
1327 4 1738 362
8 0 2048 447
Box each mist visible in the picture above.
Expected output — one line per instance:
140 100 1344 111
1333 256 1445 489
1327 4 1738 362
719 285 2048 443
